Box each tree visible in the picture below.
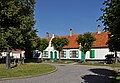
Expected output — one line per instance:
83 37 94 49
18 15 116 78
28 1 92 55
99 0 120 63
34 38 49 52
76 32 96 62
51 38 69 61
0 0 36 67
33 37 48 62
0 0 36 51
0 27 8 51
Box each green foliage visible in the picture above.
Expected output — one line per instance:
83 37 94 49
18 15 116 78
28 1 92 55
51 37 69 60
51 38 69 51
99 0 120 52
34 38 49 52
0 0 36 51
0 27 8 50
107 35 120 51
76 32 96 53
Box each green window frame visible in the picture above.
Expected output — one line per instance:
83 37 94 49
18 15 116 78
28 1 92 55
90 50 95 58
69 50 79 58
61 51 66 58
69 51 72 58
64 51 66 58
76 50 79 58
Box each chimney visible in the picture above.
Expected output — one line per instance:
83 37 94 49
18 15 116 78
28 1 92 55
46 32 49 38
97 25 101 34
70 28 73 36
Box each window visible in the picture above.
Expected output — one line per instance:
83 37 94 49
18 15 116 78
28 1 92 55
90 50 95 58
70 50 79 58
72 51 76 58
61 51 66 58
43 51 48 57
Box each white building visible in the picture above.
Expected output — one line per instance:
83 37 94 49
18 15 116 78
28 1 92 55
0 49 25 59
42 26 116 61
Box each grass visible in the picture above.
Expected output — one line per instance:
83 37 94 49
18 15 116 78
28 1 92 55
78 61 120 67
114 73 120 83
0 63 56 79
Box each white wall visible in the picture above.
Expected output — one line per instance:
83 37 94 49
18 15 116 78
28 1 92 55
43 48 114 60
86 48 113 60
42 34 114 60
63 48 113 60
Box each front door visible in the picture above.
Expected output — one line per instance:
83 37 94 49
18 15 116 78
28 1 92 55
50 51 53 60
54 51 57 61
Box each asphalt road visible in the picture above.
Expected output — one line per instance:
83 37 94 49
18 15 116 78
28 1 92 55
0 64 114 83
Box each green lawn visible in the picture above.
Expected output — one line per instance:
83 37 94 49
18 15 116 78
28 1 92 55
0 63 56 79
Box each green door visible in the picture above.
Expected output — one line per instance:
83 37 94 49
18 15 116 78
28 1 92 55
50 51 53 60
54 51 57 61
81 52 84 61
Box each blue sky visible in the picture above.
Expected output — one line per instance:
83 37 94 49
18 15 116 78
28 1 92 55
34 0 104 38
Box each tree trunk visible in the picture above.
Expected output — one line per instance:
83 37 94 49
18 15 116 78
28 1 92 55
59 51 61 61
41 52 43 62
83 53 86 63
115 51 118 63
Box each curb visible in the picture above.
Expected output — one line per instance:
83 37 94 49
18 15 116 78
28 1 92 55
0 65 57 81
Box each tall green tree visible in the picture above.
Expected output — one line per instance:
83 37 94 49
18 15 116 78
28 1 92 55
0 0 36 52
99 0 120 63
51 38 69 61
34 38 49 52
0 27 8 51
76 32 96 62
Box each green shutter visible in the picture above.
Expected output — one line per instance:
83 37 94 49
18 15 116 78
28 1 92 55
64 51 66 58
90 50 95 58
76 50 79 58
69 51 72 58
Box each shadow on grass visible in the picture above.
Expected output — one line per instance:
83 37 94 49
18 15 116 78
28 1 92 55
11 64 17 68
24 58 42 63
81 68 115 83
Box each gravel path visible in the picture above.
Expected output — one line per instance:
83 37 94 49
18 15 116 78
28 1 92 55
0 64 114 83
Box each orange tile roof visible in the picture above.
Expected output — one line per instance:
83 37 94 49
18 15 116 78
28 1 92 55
41 32 109 49
11 49 25 53
57 34 80 48
92 32 108 47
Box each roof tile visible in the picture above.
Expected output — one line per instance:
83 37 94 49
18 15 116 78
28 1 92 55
42 32 109 49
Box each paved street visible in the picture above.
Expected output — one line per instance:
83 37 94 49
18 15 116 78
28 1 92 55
0 64 114 83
